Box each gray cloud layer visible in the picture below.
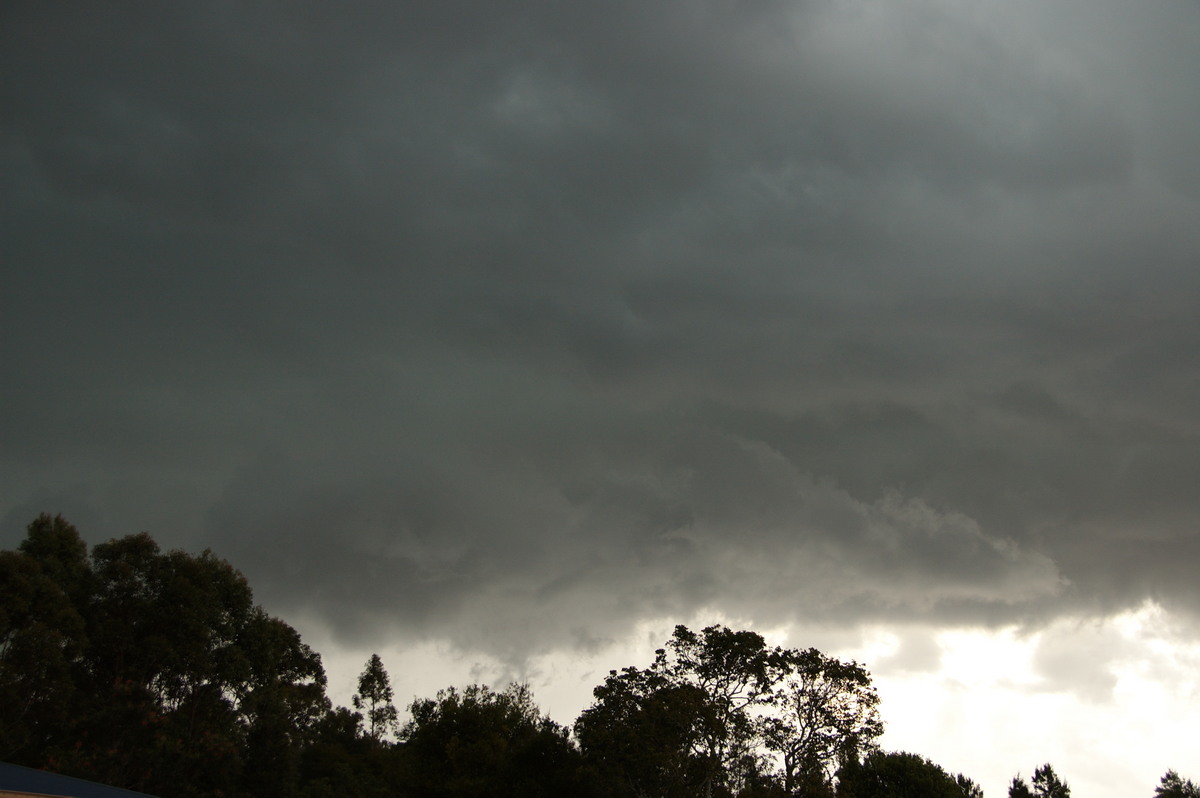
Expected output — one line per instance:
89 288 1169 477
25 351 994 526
3 0 1199 660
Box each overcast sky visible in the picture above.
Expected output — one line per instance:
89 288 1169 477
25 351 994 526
3 2 1199 794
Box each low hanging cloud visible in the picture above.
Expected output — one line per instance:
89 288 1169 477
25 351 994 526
2 0 1200 670
204 424 1064 660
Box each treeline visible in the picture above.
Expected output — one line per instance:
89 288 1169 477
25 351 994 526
2 515 1196 798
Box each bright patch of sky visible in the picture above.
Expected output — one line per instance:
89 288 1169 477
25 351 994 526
303 601 1200 797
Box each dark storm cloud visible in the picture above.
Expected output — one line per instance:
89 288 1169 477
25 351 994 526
3 1 1199 661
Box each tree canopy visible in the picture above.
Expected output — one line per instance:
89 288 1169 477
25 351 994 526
400 682 588 798
1 515 327 798
1010 764 1070 798
835 750 977 798
353 654 399 743
1157 771 1200 798
6 514 1190 798
575 623 882 797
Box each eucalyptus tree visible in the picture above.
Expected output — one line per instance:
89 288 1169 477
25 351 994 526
1 514 331 798
353 653 399 742
1010 764 1070 798
1156 770 1200 798
575 624 884 798
759 646 882 791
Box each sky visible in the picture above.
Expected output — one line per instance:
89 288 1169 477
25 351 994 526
3 1 1199 794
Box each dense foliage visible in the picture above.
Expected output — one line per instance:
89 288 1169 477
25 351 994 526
1008 764 1071 798
1156 771 1200 798
2 515 327 798
1 516 1193 797
575 624 882 796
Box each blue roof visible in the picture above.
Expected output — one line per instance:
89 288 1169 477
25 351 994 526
0 762 162 798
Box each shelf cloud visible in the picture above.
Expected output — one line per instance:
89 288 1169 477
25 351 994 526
4 0 1199 695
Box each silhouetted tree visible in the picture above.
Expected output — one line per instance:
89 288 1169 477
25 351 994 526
69 532 267 795
663 625 785 795
760 646 882 791
0 533 85 761
1010 775 1035 798
576 671 716 798
402 682 586 798
1156 771 1200 798
836 750 969 798
238 609 329 798
299 705 398 798
1031 764 1069 798
353 653 399 743
956 773 985 798
578 625 782 797
1011 764 1069 798
1 516 332 798
577 624 884 798
18 514 92 604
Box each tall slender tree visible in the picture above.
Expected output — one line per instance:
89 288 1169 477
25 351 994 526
353 654 399 743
